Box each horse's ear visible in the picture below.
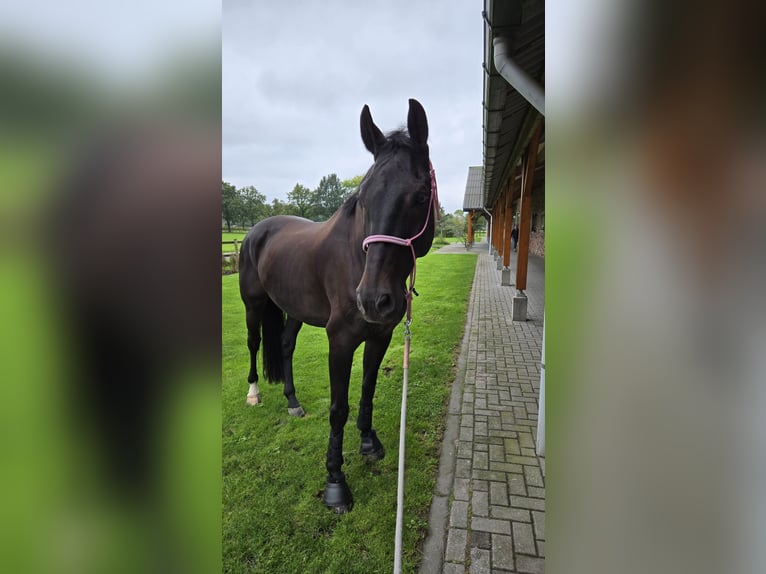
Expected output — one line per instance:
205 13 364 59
360 105 385 156
407 99 428 148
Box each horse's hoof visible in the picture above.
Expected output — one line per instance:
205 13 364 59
323 478 353 513
246 394 262 406
288 406 305 417
360 430 385 460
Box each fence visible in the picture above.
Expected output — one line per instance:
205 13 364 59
222 239 240 274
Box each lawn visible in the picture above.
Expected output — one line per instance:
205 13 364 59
222 251 477 573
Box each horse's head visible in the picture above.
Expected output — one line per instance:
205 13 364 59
355 99 436 324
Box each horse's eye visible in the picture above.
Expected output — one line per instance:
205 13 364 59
415 192 428 205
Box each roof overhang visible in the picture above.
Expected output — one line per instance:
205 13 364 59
482 0 544 209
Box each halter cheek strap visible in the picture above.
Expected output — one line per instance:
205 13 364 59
361 162 440 321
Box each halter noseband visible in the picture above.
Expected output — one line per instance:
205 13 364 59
361 162 440 319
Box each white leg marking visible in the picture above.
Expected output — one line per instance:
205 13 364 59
246 382 262 405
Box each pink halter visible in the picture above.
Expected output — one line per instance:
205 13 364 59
361 162 440 319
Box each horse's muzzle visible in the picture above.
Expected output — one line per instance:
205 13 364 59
356 289 399 324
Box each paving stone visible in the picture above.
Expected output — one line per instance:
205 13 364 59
489 444 505 462
512 522 536 556
445 528 468 563
507 473 527 496
515 555 545 573
517 433 535 451
491 505 531 522
506 454 540 466
531 510 545 540
491 533 514 571
527 486 545 499
502 438 520 456
474 451 489 470
454 478 470 501
509 496 545 511
450 500 469 529
490 462 523 474
458 440 474 459
471 517 511 535
470 547 491 574
456 458 472 479
523 465 544 488
472 490 489 517
473 469 514 482
489 481 509 507
471 530 491 549
442 563 465 574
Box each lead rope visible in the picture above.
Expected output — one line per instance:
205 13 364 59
361 163 438 574
393 305 411 574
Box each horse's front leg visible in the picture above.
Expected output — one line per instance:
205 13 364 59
357 332 393 460
323 332 357 513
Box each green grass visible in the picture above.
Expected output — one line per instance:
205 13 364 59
222 252 477 573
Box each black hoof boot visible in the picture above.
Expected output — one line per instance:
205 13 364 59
360 430 385 460
323 476 353 514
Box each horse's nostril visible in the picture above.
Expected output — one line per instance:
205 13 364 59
375 293 393 314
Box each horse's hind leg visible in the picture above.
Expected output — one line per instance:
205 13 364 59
245 298 265 405
282 316 305 417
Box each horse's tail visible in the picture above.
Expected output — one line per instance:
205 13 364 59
261 298 285 383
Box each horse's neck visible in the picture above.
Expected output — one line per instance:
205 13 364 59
321 204 366 260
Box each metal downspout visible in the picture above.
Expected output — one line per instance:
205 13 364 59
492 36 545 116
482 208 493 255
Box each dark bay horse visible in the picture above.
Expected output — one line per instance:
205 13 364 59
238 99 436 512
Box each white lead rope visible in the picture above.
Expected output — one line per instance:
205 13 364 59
393 318 412 574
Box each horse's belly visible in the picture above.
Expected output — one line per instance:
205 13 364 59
259 264 331 327
272 292 329 328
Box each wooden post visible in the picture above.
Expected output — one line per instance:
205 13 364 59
467 212 474 244
503 169 516 268
515 123 542 292
494 198 504 268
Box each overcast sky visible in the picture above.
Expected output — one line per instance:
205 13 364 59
223 0 485 215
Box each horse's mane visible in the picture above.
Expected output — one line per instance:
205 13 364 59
341 191 359 217
341 129 413 218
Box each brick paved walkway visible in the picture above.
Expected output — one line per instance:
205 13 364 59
420 241 545 574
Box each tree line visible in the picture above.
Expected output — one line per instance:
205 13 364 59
222 174 484 239
221 174 362 232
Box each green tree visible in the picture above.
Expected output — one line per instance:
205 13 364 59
222 180 239 232
452 210 466 238
287 183 314 219
268 198 294 217
239 185 268 227
313 173 347 220
341 175 364 197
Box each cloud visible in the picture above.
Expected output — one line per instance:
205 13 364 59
223 0 483 212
